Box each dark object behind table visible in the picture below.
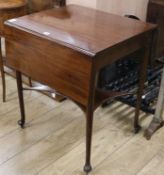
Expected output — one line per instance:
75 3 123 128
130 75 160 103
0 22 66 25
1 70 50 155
27 0 66 13
147 0 164 60
99 8 164 114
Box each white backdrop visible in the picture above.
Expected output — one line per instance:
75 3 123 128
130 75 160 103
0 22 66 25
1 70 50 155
67 0 149 21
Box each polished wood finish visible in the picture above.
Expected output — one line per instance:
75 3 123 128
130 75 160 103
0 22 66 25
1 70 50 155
0 0 27 102
3 0 66 102
5 6 156 56
0 0 27 10
0 0 27 35
4 5 157 172
147 0 164 59
26 0 66 102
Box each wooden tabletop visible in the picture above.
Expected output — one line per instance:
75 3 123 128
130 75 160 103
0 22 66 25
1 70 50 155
5 4 156 56
0 0 27 10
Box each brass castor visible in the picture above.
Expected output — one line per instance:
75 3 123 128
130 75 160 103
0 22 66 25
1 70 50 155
18 120 25 128
83 164 92 173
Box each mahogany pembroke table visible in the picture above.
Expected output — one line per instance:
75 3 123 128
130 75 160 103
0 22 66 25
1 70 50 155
4 5 156 173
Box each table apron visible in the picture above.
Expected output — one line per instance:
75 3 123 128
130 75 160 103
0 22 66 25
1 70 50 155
94 32 153 71
5 28 93 106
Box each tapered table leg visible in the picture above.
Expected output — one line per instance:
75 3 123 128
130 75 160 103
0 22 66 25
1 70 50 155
84 107 94 173
0 62 6 102
16 71 25 128
134 47 149 133
0 38 6 102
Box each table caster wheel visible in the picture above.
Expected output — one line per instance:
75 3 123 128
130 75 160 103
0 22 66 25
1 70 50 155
18 120 25 128
84 164 92 173
134 125 141 134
